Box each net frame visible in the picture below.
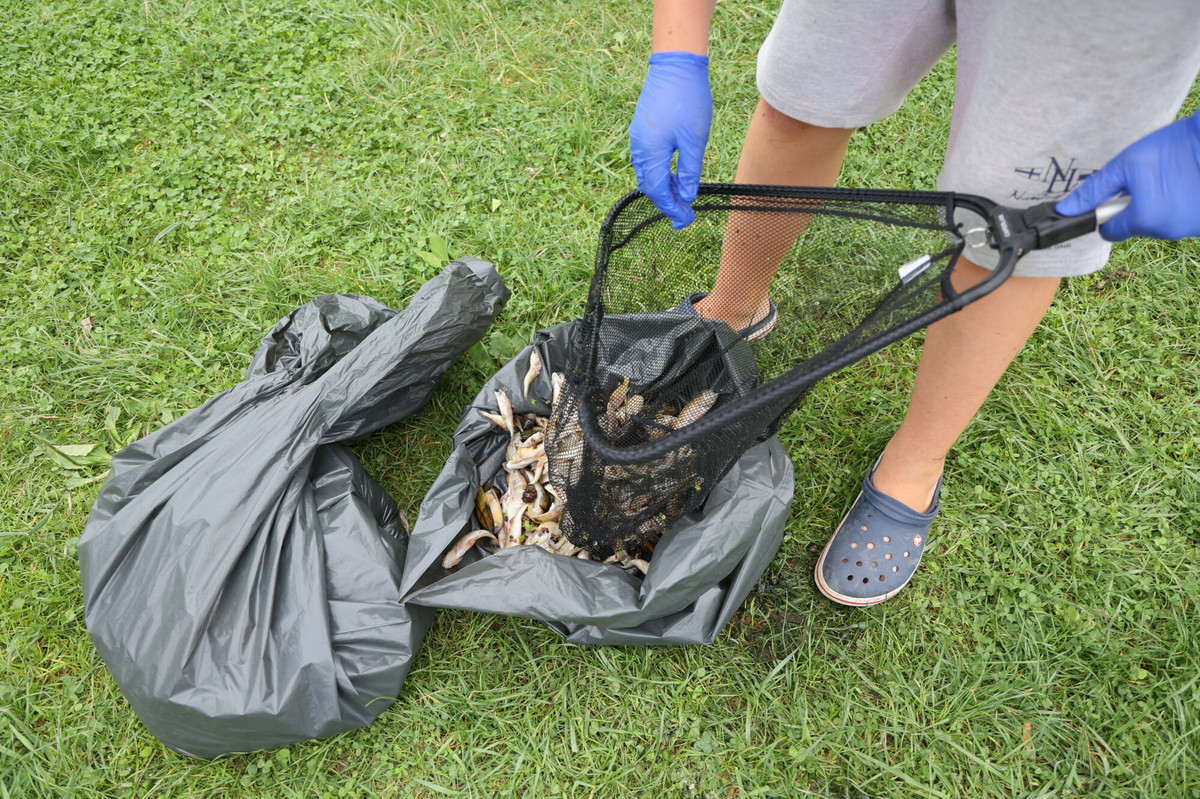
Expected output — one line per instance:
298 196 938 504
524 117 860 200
571 183 1016 465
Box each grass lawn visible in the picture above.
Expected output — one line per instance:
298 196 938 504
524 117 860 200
3 1 1200 796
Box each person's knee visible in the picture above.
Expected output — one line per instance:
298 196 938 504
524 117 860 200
754 97 854 142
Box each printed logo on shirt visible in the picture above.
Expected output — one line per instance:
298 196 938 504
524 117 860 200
1009 156 1094 202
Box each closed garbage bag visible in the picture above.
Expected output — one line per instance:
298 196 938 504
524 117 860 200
399 320 795 646
78 257 509 758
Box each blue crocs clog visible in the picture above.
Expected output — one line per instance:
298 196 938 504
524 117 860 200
814 460 943 606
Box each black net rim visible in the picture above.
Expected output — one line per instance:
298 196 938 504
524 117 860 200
576 184 1018 465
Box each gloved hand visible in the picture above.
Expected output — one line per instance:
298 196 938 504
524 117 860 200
1056 111 1200 242
628 51 712 229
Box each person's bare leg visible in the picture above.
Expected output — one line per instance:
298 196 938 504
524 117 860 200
702 100 1058 519
694 98 854 328
870 258 1061 511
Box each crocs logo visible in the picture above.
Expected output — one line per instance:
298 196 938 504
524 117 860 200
913 534 923 548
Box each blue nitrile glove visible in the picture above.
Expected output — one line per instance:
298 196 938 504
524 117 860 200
1056 111 1200 242
628 51 712 229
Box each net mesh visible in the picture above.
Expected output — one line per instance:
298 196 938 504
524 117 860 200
547 184 999 559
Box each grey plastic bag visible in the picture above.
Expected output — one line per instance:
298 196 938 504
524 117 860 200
400 320 795 646
78 258 509 758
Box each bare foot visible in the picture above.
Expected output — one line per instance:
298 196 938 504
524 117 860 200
870 451 944 513
691 293 772 332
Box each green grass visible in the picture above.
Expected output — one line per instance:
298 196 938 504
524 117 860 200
3 1 1200 796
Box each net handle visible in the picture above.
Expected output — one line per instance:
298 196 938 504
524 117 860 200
990 195 1130 253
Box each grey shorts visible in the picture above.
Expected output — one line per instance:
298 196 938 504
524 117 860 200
757 0 1200 276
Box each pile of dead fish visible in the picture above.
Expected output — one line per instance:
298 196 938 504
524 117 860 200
546 373 720 559
442 351 720 575
441 352 640 571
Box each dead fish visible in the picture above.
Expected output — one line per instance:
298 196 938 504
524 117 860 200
554 540 581 557
513 442 545 463
637 517 667 542
474 487 496 532
505 454 543 471
504 470 528 508
494 389 515 435
479 409 509 430
506 438 546 469
623 558 651 575
526 527 553 550
551 372 566 406
523 350 543 399
443 529 497 569
475 487 504 534
503 503 527 547
620 493 654 514
624 394 644 418
530 504 561 524
607 376 631 417
673 389 719 428
548 528 579 556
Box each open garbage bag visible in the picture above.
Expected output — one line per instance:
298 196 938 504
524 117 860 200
400 320 795 645
78 258 509 758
